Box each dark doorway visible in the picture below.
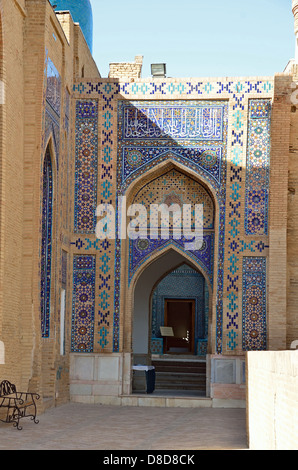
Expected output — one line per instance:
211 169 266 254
164 299 195 354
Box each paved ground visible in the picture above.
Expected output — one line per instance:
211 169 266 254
0 403 248 450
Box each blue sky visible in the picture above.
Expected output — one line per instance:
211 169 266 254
90 0 294 79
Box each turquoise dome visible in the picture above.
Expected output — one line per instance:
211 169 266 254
50 0 93 52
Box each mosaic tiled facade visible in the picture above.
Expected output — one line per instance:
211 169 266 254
117 100 227 191
71 255 96 352
242 257 267 350
3 0 298 409
245 100 271 236
116 98 227 354
72 77 274 356
74 100 98 233
128 169 215 285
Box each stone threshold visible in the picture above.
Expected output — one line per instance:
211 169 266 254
70 393 246 408
120 393 213 408
152 354 206 362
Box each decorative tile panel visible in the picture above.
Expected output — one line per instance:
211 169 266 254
131 168 215 229
121 102 225 141
74 100 98 233
120 145 223 188
197 339 208 356
129 234 214 286
99 85 118 353
245 99 271 235
116 99 227 354
71 255 96 352
242 257 267 350
73 77 274 355
151 338 163 354
117 100 228 193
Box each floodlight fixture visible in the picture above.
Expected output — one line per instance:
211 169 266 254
151 63 167 78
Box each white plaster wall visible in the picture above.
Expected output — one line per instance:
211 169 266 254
247 350 298 450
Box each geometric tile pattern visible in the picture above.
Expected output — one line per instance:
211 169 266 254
242 257 267 350
97 239 112 350
117 100 228 192
224 94 246 353
74 79 274 99
224 98 271 353
73 77 274 355
197 339 208 356
150 338 164 354
129 232 214 285
120 145 223 188
131 168 215 229
74 100 98 233
99 85 118 353
71 255 96 352
245 99 271 235
129 233 215 286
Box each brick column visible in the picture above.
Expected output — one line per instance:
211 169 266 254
268 74 292 350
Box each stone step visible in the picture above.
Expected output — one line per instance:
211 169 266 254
150 359 207 392
156 371 206 380
155 381 206 391
155 371 206 391
153 364 206 374
152 359 206 365
156 376 206 387
152 360 206 375
155 383 205 391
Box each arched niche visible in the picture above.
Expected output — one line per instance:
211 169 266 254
40 144 54 338
132 246 212 360
119 158 219 359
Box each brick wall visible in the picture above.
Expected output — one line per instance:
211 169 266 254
0 0 26 388
287 64 298 346
0 7 4 359
109 55 143 79
0 0 100 410
269 74 292 350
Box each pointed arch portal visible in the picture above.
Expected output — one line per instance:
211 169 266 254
40 145 53 338
121 160 217 358
132 248 211 359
